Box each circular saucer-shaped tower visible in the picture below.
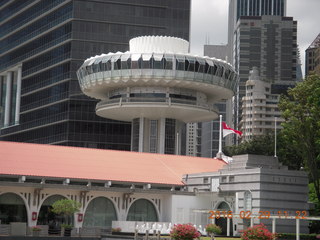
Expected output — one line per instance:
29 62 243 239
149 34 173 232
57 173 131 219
77 36 238 154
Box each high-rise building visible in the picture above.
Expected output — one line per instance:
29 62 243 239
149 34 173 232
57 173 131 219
0 0 191 150
186 122 200 157
234 15 298 95
305 33 320 76
204 45 228 61
200 45 230 158
232 15 298 134
193 45 230 158
240 67 283 140
227 0 287 62
227 0 298 141
76 36 238 154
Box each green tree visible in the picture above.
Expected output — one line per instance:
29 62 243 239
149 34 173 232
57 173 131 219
224 134 274 156
51 199 81 227
223 133 302 170
278 74 320 202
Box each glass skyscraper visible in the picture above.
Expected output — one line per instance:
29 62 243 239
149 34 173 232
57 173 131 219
0 0 190 150
226 0 299 139
228 0 287 64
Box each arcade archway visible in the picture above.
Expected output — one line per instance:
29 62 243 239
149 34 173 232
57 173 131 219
0 193 27 224
215 201 233 235
38 195 67 234
127 199 158 222
83 197 117 228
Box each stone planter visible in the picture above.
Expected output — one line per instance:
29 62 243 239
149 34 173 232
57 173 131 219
32 231 40 236
64 228 72 237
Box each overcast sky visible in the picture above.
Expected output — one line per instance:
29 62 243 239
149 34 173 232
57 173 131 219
190 0 320 75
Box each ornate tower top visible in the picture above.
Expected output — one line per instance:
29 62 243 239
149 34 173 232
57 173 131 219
129 36 189 54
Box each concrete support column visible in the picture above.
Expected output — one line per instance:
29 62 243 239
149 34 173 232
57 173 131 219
4 71 12 126
296 218 300 240
159 118 166 154
15 66 22 124
175 120 183 155
175 132 179 155
138 118 144 152
272 218 276 233
227 217 230 236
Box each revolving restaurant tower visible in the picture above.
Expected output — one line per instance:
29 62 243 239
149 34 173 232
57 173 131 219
77 36 238 154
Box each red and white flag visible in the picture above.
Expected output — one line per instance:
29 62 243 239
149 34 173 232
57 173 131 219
222 122 242 137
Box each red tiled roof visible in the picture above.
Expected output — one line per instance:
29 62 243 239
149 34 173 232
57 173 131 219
0 141 226 186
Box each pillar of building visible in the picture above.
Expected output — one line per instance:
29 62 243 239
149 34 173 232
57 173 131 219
131 117 184 155
159 118 166 154
4 71 13 127
15 66 22 124
138 118 144 152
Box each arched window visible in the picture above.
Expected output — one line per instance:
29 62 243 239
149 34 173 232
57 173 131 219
216 201 230 211
0 193 27 224
127 199 158 222
244 191 252 211
84 197 117 227
38 195 66 225
215 201 232 235
38 194 69 236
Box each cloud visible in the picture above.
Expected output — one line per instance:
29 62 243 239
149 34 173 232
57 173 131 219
190 0 229 55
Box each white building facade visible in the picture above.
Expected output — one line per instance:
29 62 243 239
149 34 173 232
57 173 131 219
240 67 284 140
76 36 238 154
0 141 309 236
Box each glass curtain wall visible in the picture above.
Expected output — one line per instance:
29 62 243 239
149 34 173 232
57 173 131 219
83 197 117 228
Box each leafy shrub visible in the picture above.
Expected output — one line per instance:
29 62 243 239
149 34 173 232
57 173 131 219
61 224 73 230
112 227 122 232
241 224 277 240
31 226 41 232
170 224 201 240
205 224 222 235
277 233 317 240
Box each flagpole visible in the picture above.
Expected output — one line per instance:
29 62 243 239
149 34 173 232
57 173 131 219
274 117 277 158
217 115 223 159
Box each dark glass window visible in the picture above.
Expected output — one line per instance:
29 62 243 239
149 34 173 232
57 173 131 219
169 94 196 101
114 59 121 70
196 59 205 73
22 43 71 77
0 23 72 71
0 3 72 55
0 0 35 22
100 60 112 72
132 118 140 152
1 0 65 37
142 59 151 69
152 57 164 69
176 56 185 71
131 58 142 69
224 69 231 80
185 57 195 72
165 118 175 154
164 55 173 70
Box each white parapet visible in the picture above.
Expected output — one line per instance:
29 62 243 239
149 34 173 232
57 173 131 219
129 36 189 54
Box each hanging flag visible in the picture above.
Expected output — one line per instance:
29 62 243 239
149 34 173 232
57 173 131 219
222 122 242 137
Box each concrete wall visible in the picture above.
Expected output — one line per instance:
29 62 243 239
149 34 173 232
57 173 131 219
184 154 310 234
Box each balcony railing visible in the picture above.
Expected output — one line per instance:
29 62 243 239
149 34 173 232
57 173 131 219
96 97 217 113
